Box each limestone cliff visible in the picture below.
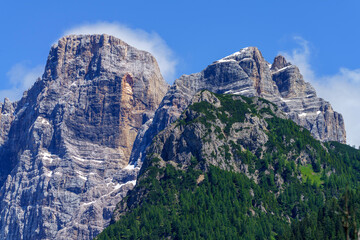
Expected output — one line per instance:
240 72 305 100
0 34 168 240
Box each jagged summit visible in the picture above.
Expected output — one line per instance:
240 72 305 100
0 34 168 240
44 34 159 83
130 46 346 167
217 48 290 72
270 55 292 71
216 47 261 62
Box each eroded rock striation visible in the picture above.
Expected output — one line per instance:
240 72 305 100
0 34 168 240
130 47 346 167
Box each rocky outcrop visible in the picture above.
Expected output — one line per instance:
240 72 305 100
0 98 16 145
130 47 346 166
0 98 17 184
144 91 285 172
0 34 168 240
269 56 345 144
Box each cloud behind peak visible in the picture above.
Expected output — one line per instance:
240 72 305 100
63 22 177 83
279 37 360 148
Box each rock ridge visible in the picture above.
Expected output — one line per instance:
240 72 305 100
130 47 346 168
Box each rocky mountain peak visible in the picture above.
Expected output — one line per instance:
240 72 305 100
130 46 346 167
270 55 291 71
217 47 262 61
0 34 168 240
1 98 14 114
44 34 159 83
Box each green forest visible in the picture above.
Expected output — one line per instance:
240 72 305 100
96 93 360 240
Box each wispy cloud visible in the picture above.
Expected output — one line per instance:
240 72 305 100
0 63 43 102
279 37 315 82
280 37 360 148
64 22 177 82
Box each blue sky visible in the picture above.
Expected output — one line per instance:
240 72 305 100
1 0 360 146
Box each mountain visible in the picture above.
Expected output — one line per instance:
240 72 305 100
97 91 360 240
129 47 346 168
0 35 350 240
0 34 168 240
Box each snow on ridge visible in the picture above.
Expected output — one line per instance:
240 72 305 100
271 65 292 74
216 47 251 63
216 58 237 63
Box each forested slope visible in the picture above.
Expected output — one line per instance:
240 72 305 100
97 91 360 240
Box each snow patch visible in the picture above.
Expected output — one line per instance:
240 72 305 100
216 58 237 63
82 200 96 206
73 155 103 164
75 170 87 181
225 89 252 95
316 111 321 115
40 151 54 164
280 97 293 103
124 164 139 170
298 113 308 117
113 180 137 190
271 65 292 73
81 180 137 207
41 118 50 125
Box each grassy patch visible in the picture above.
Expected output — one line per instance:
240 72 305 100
300 164 324 187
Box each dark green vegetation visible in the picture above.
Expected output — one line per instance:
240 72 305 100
96 92 360 240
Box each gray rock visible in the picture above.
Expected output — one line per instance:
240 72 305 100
130 47 346 167
0 98 17 184
0 98 16 145
0 34 168 240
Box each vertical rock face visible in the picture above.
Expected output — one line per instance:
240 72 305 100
268 55 346 143
130 47 346 166
0 98 16 145
0 34 168 240
0 98 17 184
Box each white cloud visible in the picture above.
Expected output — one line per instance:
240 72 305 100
279 37 315 82
0 63 43 102
280 37 360 148
63 22 177 82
